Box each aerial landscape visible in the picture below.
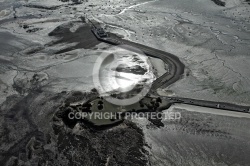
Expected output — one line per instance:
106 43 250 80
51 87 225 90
0 0 250 165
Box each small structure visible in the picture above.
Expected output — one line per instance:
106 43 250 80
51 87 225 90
95 27 108 38
87 17 108 38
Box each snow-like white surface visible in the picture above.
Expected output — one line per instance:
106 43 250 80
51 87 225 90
149 57 169 78
95 0 250 105
0 0 249 105
0 1 249 165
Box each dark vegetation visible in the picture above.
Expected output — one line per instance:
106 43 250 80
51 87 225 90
211 0 225 6
48 22 101 54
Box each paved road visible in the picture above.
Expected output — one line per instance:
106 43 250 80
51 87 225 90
92 29 250 114
94 33 185 90
166 97 250 113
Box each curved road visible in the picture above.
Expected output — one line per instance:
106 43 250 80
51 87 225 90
92 28 250 114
